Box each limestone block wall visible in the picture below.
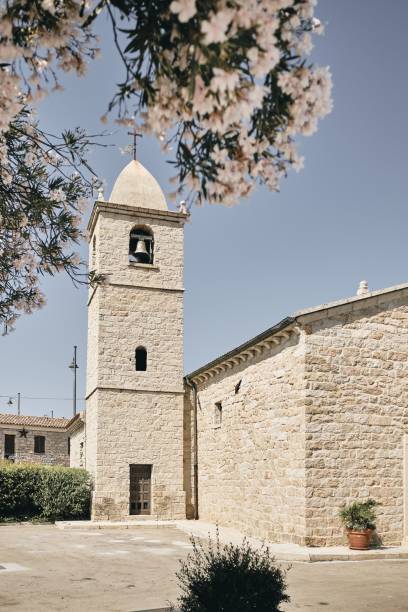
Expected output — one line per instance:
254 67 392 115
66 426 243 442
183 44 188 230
183 391 195 519
85 202 186 520
69 424 86 469
86 287 100 396
91 389 185 520
85 394 98 478
301 291 408 546
86 207 185 398
96 211 184 291
188 332 307 544
0 427 69 466
94 284 184 393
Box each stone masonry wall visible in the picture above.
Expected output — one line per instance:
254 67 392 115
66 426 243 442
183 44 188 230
69 424 85 469
301 291 408 546
92 389 185 520
97 211 184 291
183 390 195 519
86 209 184 397
84 394 97 478
94 284 184 393
86 287 100 396
0 427 69 466
86 204 186 520
188 332 307 544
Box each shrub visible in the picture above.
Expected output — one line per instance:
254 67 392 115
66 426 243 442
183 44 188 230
173 531 289 612
338 499 379 531
34 466 91 521
0 461 91 521
0 460 42 520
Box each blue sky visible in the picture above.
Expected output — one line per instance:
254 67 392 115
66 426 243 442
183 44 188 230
1 0 407 418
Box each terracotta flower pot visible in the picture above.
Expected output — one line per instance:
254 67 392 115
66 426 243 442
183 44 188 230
346 529 372 550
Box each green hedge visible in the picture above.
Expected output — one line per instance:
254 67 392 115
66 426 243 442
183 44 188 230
0 461 91 521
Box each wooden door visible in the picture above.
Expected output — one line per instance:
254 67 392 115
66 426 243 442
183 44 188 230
129 464 152 515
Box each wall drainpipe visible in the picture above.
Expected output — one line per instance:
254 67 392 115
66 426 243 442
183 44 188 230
185 377 199 520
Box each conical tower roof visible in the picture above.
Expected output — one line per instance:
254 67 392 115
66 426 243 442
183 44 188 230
109 160 168 211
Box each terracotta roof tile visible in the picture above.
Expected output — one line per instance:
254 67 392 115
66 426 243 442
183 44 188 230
0 413 70 429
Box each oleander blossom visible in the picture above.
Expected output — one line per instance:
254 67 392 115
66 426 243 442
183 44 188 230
0 0 332 213
0 0 98 139
113 0 332 207
0 1 101 330
0 109 99 333
0 0 332 330
201 9 234 44
170 0 197 23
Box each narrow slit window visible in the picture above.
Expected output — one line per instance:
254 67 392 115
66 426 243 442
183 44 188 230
214 402 222 428
135 346 147 371
34 435 45 454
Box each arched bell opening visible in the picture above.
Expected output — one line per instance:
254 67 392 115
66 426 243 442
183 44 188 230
129 227 154 264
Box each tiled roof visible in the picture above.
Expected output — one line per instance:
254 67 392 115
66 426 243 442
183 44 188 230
0 413 70 429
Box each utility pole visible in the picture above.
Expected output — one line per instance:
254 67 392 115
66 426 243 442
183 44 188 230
69 346 79 417
17 392 20 416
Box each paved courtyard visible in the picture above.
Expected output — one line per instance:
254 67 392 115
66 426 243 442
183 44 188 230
0 524 408 611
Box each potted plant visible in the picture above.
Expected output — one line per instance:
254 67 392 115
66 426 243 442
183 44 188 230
339 499 379 550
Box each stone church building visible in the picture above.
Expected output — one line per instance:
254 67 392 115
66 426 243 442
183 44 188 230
37 159 408 546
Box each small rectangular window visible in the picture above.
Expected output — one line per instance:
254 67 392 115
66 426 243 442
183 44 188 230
214 402 222 428
34 435 45 454
4 434 15 457
135 346 147 371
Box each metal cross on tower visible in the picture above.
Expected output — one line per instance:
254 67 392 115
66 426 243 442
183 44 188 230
127 129 143 160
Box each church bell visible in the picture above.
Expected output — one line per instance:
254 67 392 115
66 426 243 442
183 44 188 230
133 238 150 264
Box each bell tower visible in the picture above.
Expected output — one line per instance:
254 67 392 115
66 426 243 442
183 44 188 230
86 159 187 519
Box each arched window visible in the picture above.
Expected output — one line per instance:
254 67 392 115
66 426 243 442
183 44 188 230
129 227 154 264
135 346 147 371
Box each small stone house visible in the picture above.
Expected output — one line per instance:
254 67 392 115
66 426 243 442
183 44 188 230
0 414 72 466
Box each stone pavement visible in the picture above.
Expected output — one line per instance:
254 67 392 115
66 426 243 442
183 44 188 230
1 523 408 611
57 519 408 563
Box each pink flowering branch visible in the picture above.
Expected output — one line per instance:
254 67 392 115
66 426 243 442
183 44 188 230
97 0 332 207
0 0 332 331
0 109 104 334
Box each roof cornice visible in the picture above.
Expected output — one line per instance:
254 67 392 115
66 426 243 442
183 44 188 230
87 200 188 236
185 282 408 386
186 317 296 385
66 412 85 433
